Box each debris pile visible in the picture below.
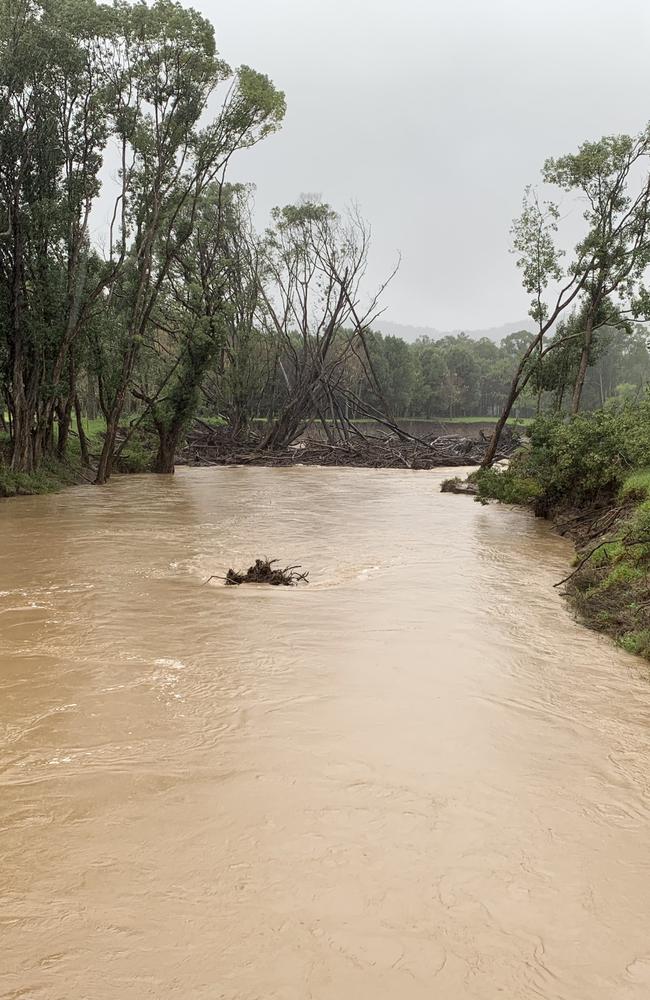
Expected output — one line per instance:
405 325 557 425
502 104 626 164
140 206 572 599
180 423 521 470
206 558 309 587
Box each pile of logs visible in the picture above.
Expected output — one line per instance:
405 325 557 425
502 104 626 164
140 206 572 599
178 421 521 470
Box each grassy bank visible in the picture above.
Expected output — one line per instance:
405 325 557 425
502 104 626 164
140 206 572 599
472 403 650 659
0 419 155 498
0 450 86 498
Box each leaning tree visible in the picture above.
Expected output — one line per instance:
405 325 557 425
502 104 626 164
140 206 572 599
482 126 650 468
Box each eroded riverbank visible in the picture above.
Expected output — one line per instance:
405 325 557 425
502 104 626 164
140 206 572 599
2 466 650 999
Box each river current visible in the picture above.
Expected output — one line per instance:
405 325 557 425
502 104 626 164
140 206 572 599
2 466 650 999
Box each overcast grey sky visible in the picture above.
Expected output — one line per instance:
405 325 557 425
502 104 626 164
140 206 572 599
187 0 649 329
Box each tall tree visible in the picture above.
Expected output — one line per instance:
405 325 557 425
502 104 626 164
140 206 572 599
142 184 264 472
92 2 284 483
482 127 650 467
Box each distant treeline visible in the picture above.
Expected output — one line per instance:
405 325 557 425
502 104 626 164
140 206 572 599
359 325 650 419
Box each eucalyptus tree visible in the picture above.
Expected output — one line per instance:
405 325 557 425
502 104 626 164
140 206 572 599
482 126 650 468
136 183 266 473
257 201 390 449
0 0 114 469
0 0 284 480
92 2 285 483
202 188 277 440
544 134 650 412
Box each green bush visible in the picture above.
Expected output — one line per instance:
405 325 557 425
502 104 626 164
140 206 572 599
599 563 645 590
476 466 542 505
479 400 650 513
590 541 624 566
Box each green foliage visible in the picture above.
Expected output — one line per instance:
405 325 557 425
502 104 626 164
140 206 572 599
0 0 285 480
479 401 650 512
476 466 543 506
477 397 650 661
351 322 650 422
600 563 645 590
569 528 650 661
590 541 624 565
474 395 650 662
620 469 650 501
619 631 650 657
511 187 562 325
363 330 539 419
113 434 154 474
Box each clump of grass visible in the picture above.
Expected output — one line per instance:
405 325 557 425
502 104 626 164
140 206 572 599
567 523 650 659
620 468 650 502
441 476 462 491
0 456 81 498
589 540 625 566
619 630 650 657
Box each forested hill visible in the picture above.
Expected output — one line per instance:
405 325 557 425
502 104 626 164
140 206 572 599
376 319 535 344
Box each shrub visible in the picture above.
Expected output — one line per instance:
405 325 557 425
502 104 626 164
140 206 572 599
478 400 650 513
476 466 542 505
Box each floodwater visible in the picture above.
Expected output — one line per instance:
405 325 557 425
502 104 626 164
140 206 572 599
2 466 650 1000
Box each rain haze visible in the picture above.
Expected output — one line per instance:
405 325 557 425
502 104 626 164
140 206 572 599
178 0 650 334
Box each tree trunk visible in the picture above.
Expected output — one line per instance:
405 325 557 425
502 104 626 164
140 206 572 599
536 333 543 415
94 339 138 484
571 316 594 414
152 425 180 474
480 390 518 468
56 396 74 460
74 395 90 467
9 209 34 473
95 413 120 485
481 340 543 468
229 403 249 442
261 397 309 450
10 392 34 473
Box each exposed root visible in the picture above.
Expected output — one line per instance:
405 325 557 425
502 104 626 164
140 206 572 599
205 558 309 587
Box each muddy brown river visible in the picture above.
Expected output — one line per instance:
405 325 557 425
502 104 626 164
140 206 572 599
2 466 650 999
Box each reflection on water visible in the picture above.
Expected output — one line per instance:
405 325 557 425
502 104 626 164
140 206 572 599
2 466 650 999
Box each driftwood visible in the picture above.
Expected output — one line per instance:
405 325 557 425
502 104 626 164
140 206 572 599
205 558 309 587
179 422 521 470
